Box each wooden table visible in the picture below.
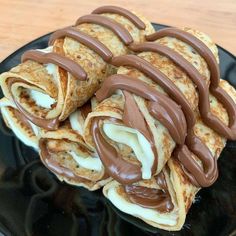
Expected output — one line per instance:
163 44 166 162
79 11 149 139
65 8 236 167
0 0 236 62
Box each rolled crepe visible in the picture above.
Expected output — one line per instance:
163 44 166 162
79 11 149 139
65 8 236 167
83 81 186 185
39 99 111 191
101 26 236 230
103 79 236 230
0 6 154 130
0 97 40 150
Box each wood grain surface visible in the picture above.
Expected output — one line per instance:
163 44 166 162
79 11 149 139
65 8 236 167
0 0 236 62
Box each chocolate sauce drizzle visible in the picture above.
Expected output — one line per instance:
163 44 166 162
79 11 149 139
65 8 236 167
146 28 236 140
49 27 113 62
145 28 236 187
92 5 146 30
92 75 187 184
111 55 195 128
7 78 59 130
22 50 87 80
13 50 87 130
122 91 158 175
75 14 133 45
95 28 236 188
92 118 142 185
129 42 222 187
7 6 147 131
124 172 174 212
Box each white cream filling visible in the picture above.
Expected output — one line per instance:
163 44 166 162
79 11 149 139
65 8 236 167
103 123 154 179
28 89 55 109
69 151 102 171
107 186 177 226
69 110 84 135
45 63 60 86
36 46 53 53
45 63 57 75
36 47 58 84
1 107 38 150
24 47 57 110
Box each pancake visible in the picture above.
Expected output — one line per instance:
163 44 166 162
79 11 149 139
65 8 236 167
0 97 40 150
103 79 236 230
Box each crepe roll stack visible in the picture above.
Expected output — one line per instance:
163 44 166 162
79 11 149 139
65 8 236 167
0 6 154 134
91 27 236 230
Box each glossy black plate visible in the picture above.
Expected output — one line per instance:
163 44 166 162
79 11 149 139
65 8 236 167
0 24 236 236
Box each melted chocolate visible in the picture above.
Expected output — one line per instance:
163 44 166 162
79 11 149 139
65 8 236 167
96 74 187 145
144 29 236 186
129 42 221 187
7 78 59 130
75 14 133 45
91 118 142 184
146 28 236 140
9 47 88 130
40 139 86 181
49 27 113 62
91 91 158 184
22 50 87 81
174 144 218 187
39 138 106 183
123 91 152 142
92 6 146 30
91 74 187 184
10 8 147 131
124 172 174 212
111 55 195 129
122 91 158 174
96 44 226 188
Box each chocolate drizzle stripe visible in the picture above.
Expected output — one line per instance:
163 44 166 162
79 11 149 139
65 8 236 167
124 172 174 212
111 54 195 128
146 28 220 87
21 50 87 81
123 91 158 174
7 78 59 130
91 118 142 184
143 30 228 186
146 28 236 140
92 5 146 30
175 141 218 187
96 74 187 145
99 53 220 187
92 74 187 184
127 43 219 187
128 43 215 125
75 14 133 45
48 27 113 62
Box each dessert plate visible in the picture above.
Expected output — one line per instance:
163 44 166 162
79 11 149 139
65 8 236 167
0 24 235 236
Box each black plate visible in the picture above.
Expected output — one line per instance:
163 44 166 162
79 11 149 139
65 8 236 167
0 24 236 236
